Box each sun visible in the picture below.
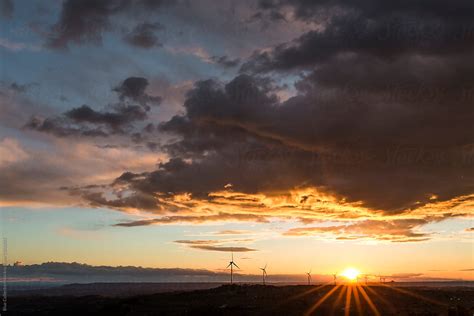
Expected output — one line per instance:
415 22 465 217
341 267 360 281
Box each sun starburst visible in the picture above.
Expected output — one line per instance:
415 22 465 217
341 268 360 281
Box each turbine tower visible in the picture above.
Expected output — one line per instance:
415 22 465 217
306 269 312 285
377 275 386 283
333 273 337 285
226 252 239 284
260 264 267 285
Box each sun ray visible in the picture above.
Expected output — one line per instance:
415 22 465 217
304 285 341 316
285 283 329 302
379 283 447 307
352 285 364 316
330 285 347 315
364 285 397 314
344 285 352 316
357 285 381 316
274 282 331 310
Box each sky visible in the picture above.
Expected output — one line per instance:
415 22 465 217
0 0 473 282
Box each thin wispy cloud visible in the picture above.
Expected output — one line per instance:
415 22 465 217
174 238 258 253
187 245 257 252
0 38 41 52
213 230 252 235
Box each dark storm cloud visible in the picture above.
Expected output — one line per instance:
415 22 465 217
47 0 172 49
257 0 474 23
25 76 160 138
236 3 474 213
123 22 164 49
79 69 474 214
244 0 474 73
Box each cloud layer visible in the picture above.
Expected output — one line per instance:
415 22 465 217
3 0 473 246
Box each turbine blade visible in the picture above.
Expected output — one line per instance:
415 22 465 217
226 263 231 268
233 262 240 269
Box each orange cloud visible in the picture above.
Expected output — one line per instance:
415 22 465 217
213 230 252 235
107 189 473 245
283 219 431 242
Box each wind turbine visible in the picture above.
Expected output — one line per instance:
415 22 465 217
226 252 239 284
333 273 337 285
364 275 368 284
377 275 386 283
306 269 312 285
260 264 268 285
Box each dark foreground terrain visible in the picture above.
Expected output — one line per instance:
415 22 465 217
7 284 474 315
10 282 222 297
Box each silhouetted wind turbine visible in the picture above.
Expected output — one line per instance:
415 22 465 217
260 264 267 285
306 269 312 285
226 252 239 284
333 273 337 285
377 274 386 283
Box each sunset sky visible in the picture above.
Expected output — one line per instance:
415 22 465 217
0 0 473 281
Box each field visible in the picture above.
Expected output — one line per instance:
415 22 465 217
7 283 473 315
